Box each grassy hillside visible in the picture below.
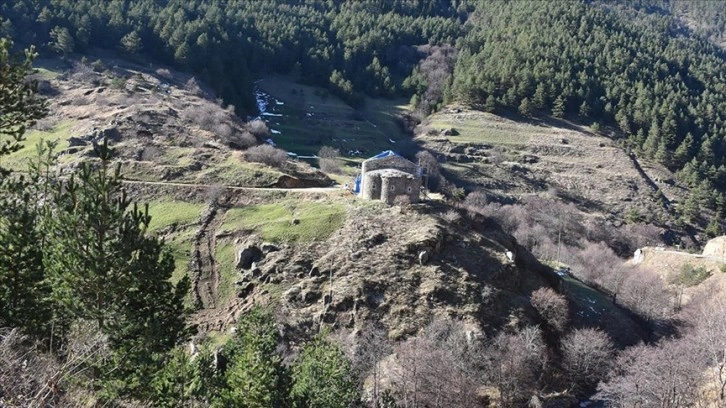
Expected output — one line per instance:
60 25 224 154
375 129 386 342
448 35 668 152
256 76 411 157
418 107 689 225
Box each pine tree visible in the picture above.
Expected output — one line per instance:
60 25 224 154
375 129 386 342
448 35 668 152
0 38 49 337
151 347 198 407
484 94 497 112
49 26 74 58
655 137 671 167
578 100 590 119
0 38 47 168
532 83 548 109
44 141 192 394
552 95 565 118
218 307 289 407
673 133 695 167
120 31 143 55
642 120 661 158
518 97 533 117
290 329 358 408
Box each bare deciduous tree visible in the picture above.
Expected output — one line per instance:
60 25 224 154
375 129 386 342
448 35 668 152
597 338 709 407
344 324 391 407
389 318 481 408
560 328 613 395
530 287 569 332
483 326 546 407
245 144 288 168
691 292 726 404
619 269 670 321
415 150 441 192
0 322 107 407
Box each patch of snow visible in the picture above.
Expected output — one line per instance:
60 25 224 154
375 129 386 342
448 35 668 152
389 138 396 144
276 101 284 105
265 138 276 146
262 112 283 117
255 90 268 113
270 129 281 134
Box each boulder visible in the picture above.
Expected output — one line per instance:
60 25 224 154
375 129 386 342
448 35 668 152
703 236 726 257
236 246 263 270
261 242 279 253
237 282 254 298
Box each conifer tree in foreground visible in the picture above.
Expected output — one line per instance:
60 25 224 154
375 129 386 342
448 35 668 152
0 37 49 336
43 141 193 396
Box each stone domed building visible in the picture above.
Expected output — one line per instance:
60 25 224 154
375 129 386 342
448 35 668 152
355 151 421 204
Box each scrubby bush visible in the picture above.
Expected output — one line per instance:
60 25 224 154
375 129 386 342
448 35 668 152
155 68 172 79
184 77 204 96
181 104 231 133
247 119 270 138
463 190 488 210
228 130 256 149
245 144 287 167
671 264 711 287
318 146 342 174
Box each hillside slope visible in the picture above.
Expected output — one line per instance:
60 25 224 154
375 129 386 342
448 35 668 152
17 54 330 189
133 181 649 349
416 107 696 240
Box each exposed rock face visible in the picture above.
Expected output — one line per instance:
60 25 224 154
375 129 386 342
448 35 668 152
218 201 648 347
229 203 551 340
236 246 263 270
702 236 726 258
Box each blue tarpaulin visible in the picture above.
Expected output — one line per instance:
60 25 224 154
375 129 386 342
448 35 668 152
370 150 402 160
353 174 361 194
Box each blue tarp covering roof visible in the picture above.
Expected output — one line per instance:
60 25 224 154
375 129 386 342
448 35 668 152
368 150 402 160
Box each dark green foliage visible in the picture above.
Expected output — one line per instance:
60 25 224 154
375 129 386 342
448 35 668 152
43 141 192 396
0 39 192 403
119 31 142 55
290 329 358 408
49 26 73 57
0 38 46 169
0 38 49 336
2 0 465 116
671 263 712 287
705 218 722 238
216 307 288 408
450 0 726 196
150 347 199 407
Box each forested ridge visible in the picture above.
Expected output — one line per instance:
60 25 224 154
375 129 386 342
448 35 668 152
452 1 726 208
1 0 468 113
7 0 726 203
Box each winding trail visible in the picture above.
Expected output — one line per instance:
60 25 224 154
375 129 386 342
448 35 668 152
190 204 223 310
121 178 341 193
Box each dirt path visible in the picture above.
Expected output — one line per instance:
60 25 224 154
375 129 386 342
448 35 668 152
121 178 340 193
190 204 224 310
